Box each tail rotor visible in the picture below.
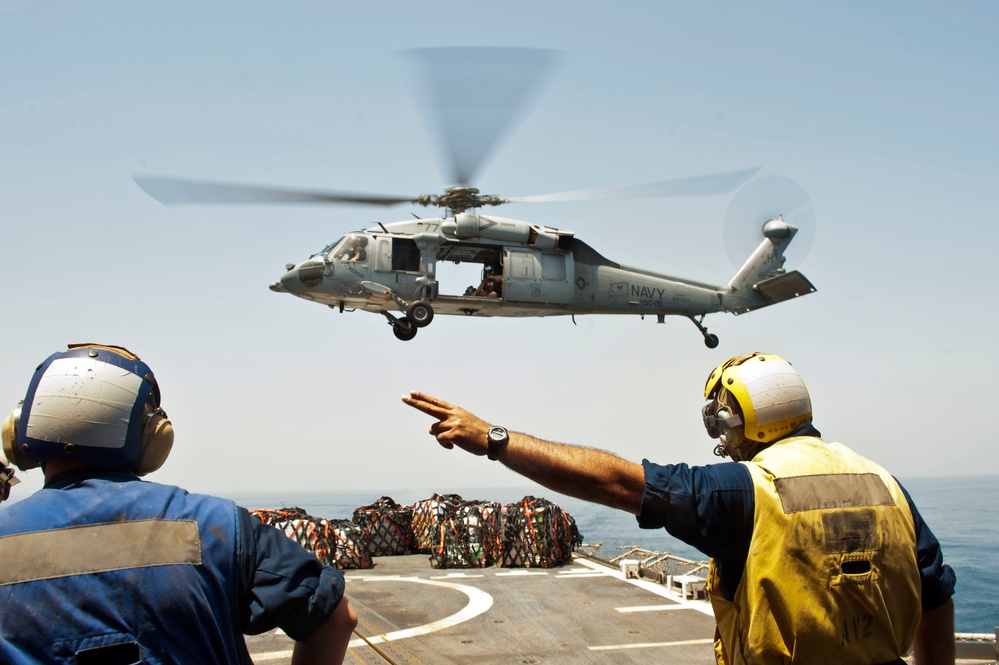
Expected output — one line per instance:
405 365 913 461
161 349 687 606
723 175 816 269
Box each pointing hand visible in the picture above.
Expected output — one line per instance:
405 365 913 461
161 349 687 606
402 391 490 457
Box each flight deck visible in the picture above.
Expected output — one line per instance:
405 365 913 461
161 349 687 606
245 552 717 664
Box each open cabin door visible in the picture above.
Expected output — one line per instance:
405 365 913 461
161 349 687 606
503 249 573 304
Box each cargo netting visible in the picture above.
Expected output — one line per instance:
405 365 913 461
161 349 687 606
249 493 583 570
251 507 310 525
352 496 413 556
500 496 582 568
411 493 465 554
250 508 373 569
327 518 372 569
429 499 503 569
250 507 336 567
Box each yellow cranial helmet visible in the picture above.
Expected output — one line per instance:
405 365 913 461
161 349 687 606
703 352 812 445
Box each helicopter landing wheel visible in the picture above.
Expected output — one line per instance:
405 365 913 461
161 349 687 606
393 319 418 341
406 300 434 328
687 314 719 349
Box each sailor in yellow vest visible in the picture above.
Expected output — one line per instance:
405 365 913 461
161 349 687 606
404 352 956 664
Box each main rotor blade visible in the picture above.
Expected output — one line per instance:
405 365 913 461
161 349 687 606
133 176 418 207
404 47 559 187
506 167 762 203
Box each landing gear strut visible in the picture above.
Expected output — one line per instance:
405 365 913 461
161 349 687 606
363 281 436 341
688 315 719 349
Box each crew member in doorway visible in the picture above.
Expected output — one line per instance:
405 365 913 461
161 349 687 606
474 265 502 297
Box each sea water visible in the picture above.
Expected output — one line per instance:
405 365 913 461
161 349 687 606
226 475 998 634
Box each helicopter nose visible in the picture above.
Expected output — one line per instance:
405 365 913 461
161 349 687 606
275 259 325 294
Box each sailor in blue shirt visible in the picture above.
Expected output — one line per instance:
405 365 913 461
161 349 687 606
0 344 357 665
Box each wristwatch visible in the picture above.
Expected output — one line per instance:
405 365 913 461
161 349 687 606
486 426 509 461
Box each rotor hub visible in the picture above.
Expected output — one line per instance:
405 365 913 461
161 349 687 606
423 186 508 213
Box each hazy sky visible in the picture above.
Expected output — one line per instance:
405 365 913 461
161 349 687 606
2 1 997 500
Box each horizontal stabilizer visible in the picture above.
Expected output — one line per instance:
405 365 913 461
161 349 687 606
756 270 815 302
732 271 816 314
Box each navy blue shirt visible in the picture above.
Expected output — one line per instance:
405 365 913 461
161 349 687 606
12 469 344 642
637 428 956 610
238 505 346 640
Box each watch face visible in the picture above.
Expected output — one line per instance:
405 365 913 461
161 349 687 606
487 426 508 461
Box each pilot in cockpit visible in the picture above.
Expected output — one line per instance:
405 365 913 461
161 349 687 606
333 235 368 262
348 236 368 262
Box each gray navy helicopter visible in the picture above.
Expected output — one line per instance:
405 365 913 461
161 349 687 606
135 48 816 347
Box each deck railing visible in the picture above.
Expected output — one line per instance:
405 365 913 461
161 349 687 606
576 543 708 583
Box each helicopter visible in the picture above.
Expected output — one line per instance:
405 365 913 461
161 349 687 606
134 48 816 347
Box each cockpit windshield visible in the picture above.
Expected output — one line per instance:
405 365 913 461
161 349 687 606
326 234 369 263
315 236 345 258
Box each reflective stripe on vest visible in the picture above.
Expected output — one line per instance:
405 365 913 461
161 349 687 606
708 437 921 665
0 519 201 586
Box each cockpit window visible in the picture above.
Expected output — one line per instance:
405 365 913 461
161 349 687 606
328 234 369 263
316 236 345 258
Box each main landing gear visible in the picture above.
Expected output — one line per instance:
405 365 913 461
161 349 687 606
687 314 720 349
382 299 434 341
361 280 435 341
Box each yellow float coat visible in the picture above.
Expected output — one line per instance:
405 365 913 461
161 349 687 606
709 436 920 664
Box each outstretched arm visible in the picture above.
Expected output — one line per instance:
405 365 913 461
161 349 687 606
402 391 646 515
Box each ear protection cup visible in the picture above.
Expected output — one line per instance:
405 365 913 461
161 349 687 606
2 403 39 472
714 408 743 447
131 407 174 476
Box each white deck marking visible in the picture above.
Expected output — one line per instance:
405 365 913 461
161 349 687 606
494 569 549 576
429 572 485 579
616 604 693 612
556 567 606 577
250 649 293 662
346 575 493 648
589 638 715 651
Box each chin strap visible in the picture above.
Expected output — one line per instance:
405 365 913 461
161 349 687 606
0 463 19 503
713 444 729 459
